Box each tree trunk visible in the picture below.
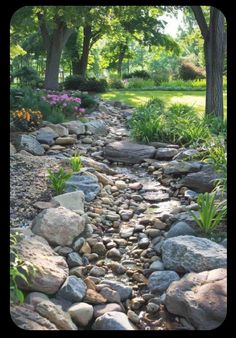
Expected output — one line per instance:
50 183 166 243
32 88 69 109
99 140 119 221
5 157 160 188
191 6 225 120
117 44 127 78
77 25 92 78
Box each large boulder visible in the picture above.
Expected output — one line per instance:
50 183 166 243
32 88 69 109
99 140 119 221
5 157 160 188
162 235 227 273
62 121 86 135
31 206 86 246
180 165 218 192
47 124 69 137
16 134 45 156
65 172 101 202
36 127 58 145
154 148 179 160
104 141 156 164
10 304 58 330
162 160 202 175
92 312 136 330
148 271 180 294
84 120 108 135
166 221 196 238
165 268 227 330
35 300 77 330
52 191 85 213
16 237 68 294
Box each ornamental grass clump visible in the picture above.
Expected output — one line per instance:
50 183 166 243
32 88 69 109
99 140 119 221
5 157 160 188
69 153 82 172
189 192 227 236
47 168 73 195
11 108 42 131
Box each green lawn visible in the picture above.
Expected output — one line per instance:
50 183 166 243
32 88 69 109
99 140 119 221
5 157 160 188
99 90 227 117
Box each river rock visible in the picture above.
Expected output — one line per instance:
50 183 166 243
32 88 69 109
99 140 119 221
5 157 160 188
31 206 86 246
89 266 106 277
68 302 93 327
25 292 49 310
16 237 68 294
166 221 196 238
55 136 77 145
67 252 83 267
180 165 218 192
165 268 227 330
163 160 202 175
10 304 58 330
93 304 123 318
100 280 132 301
47 123 69 137
57 276 87 302
162 235 227 273
104 141 156 164
155 148 178 160
36 127 58 145
92 312 136 330
85 120 108 135
52 191 85 213
62 121 86 135
35 300 77 330
64 172 101 201
16 134 45 155
148 271 180 294
81 156 116 175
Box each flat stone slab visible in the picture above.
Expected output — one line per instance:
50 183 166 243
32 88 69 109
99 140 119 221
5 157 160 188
162 235 227 273
165 268 227 330
104 141 156 164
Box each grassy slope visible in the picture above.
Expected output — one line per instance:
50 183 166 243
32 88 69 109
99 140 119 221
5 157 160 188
98 90 227 117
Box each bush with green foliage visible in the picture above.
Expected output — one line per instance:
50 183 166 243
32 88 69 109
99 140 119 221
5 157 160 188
189 192 226 236
47 168 73 195
123 70 150 79
71 91 97 109
64 76 107 92
109 79 125 89
13 66 43 88
10 233 36 304
179 59 205 80
125 78 155 89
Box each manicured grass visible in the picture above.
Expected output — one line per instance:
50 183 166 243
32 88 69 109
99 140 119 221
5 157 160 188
99 90 227 117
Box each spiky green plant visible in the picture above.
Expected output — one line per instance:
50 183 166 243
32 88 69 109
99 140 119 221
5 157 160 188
69 153 82 172
47 168 72 195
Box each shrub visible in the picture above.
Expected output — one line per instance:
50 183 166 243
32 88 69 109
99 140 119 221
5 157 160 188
64 76 107 92
11 108 43 131
47 168 73 195
179 59 205 80
71 92 97 109
125 78 155 89
109 79 125 89
156 79 206 90
189 192 227 236
13 66 42 87
123 70 150 79
85 78 108 92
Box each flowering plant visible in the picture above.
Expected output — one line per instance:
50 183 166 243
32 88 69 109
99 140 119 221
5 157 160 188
41 93 85 118
11 108 42 131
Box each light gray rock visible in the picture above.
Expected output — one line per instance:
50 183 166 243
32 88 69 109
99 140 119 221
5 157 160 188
89 266 106 277
47 123 69 137
163 160 202 175
36 127 58 145
180 165 218 192
68 302 93 327
92 312 136 330
31 206 86 246
73 237 85 252
35 300 77 330
25 292 49 310
81 156 116 175
62 121 86 135
92 242 106 256
148 271 180 294
165 268 227 330
100 280 132 301
104 141 156 164
16 134 45 155
10 143 16 154
16 238 68 295
85 120 108 135
65 172 100 202
149 260 164 271
162 235 227 273
52 191 85 213
57 276 87 302
138 237 150 249
155 148 179 160
93 304 123 318
166 221 196 238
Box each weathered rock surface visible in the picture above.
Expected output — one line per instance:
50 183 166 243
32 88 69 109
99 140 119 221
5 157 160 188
62 121 86 135
148 270 180 294
16 237 68 294
165 268 227 330
93 303 123 318
16 134 45 155
55 136 77 145
25 292 49 310
81 156 116 175
163 160 202 175
100 280 132 301
180 165 218 192
57 276 87 302
68 302 93 327
155 148 179 160
36 127 58 145
104 141 156 164
92 312 136 330
162 235 227 273
52 191 85 213
47 124 69 137
166 221 196 238
65 172 101 201
10 304 58 330
85 120 108 135
35 300 77 330
31 206 86 246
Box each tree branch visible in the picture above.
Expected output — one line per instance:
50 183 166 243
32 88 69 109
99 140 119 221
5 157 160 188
37 13 50 51
191 6 209 40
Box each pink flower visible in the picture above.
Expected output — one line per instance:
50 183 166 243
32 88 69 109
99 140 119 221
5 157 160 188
79 108 85 113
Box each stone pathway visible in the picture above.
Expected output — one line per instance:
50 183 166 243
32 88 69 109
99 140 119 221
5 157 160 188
10 99 227 330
